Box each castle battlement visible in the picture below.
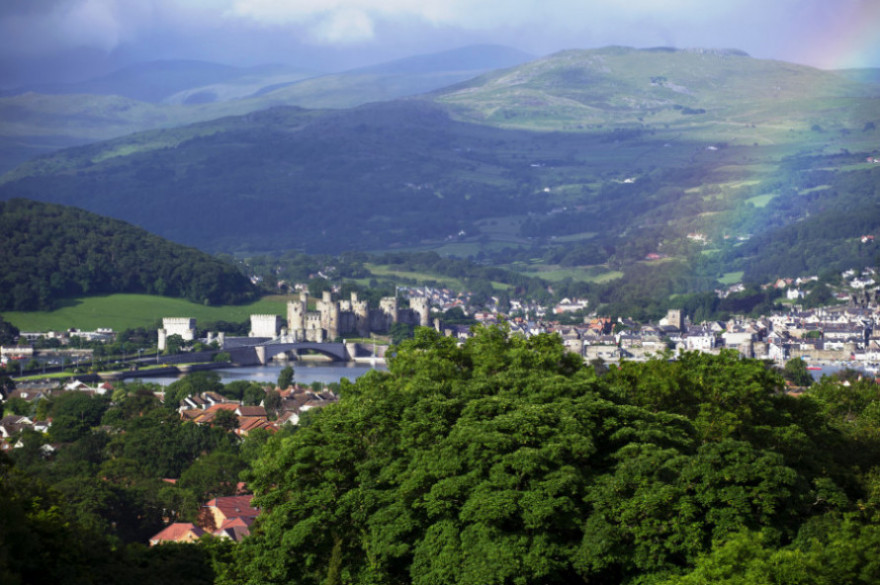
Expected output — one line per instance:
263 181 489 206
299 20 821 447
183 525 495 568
158 317 196 350
250 314 281 338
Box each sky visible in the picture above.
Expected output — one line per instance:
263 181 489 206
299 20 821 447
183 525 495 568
1 0 879 87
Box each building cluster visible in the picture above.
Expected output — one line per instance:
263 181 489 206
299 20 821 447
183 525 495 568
0 380 114 453
149 494 261 546
178 384 338 433
401 285 472 314
469 305 880 371
15 327 115 345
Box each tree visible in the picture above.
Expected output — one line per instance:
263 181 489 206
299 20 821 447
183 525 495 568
263 389 282 420
164 334 185 355
179 451 245 501
242 384 267 407
165 371 223 409
49 392 111 443
308 278 331 298
212 409 239 432
235 327 684 584
4 396 30 416
0 315 19 345
389 322 414 346
784 357 814 387
230 326 864 585
277 365 294 390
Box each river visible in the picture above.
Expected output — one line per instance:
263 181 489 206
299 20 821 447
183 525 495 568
130 361 387 386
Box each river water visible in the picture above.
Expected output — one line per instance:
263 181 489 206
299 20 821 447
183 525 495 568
130 361 387 386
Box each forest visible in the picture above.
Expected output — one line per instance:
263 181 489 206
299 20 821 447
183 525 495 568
0 198 258 311
4 326 880 584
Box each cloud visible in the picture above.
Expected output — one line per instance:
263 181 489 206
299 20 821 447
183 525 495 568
308 9 375 44
0 0 877 72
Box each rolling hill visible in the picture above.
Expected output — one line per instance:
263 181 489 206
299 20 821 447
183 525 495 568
0 45 532 175
1 47 879 287
0 198 257 311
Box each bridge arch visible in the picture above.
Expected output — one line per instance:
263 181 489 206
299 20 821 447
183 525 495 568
256 342 350 364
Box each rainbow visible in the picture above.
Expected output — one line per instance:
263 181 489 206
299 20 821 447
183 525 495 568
796 1 880 70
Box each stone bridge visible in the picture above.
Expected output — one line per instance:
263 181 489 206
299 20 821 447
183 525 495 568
252 341 350 365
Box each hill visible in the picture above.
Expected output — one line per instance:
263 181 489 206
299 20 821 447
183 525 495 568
834 67 880 86
0 198 258 311
1 48 879 296
0 45 531 174
256 44 534 108
434 46 879 135
13 60 248 103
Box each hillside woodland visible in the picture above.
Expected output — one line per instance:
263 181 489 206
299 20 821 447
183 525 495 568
0 198 257 311
5 327 880 584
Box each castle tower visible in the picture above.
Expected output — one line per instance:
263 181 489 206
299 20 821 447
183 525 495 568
665 309 684 331
305 313 325 342
287 292 308 341
379 296 399 325
318 290 340 340
352 292 370 337
250 314 281 338
157 317 195 351
157 328 167 351
410 297 430 327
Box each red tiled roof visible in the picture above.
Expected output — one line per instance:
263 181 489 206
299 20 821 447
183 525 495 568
204 495 260 520
236 405 267 417
149 522 204 545
191 403 238 424
237 417 272 433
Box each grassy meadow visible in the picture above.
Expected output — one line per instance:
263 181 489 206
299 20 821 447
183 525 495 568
3 294 295 332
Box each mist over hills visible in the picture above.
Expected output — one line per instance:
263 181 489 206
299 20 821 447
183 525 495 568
2 47 879 288
0 45 534 175
5 60 249 102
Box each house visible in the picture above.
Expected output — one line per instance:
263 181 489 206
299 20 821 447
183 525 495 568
201 495 260 532
685 327 716 352
213 516 255 542
7 388 49 403
189 403 239 425
0 415 33 438
235 405 267 418
149 522 205 546
236 417 276 436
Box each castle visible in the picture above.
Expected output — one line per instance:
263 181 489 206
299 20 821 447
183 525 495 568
287 291 429 342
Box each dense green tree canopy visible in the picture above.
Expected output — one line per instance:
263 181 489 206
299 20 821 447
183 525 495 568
230 326 870 585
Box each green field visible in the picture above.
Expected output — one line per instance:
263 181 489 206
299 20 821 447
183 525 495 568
719 271 744 285
745 193 775 208
3 294 295 332
520 266 624 283
364 263 510 291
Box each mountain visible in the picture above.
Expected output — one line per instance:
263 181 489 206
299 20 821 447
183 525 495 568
0 198 257 311
252 44 533 109
834 68 880 86
0 46 531 175
11 60 245 103
434 47 879 134
1 48 878 283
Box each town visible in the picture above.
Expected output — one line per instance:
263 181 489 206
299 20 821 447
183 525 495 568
3 266 880 548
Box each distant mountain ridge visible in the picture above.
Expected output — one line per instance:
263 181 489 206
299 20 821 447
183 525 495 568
1 47 878 283
434 46 879 132
0 45 534 175
8 60 242 102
